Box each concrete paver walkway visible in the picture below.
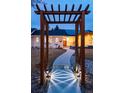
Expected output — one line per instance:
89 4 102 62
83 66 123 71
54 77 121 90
47 49 82 93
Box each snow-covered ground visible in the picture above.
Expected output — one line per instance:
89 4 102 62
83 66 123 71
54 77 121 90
47 49 82 93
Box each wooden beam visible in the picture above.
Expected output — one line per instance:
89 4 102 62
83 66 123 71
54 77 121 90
44 4 47 11
48 21 75 24
76 15 82 24
68 4 75 22
85 10 90 14
64 4 67 22
76 10 90 24
51 4 56 22
44 4 51 22
78 4 82 11
35 11 84 15
43 15 48 23
84 4 90 14
40 11 45 85
73 14 79 22
46 23 49 70
58 4 60 22
72 4 82 22
80 12 85 85
84 4 90 11
75 23 79 68
36 4 40 11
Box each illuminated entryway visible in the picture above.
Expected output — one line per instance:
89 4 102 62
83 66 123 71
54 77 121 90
34 3 90 86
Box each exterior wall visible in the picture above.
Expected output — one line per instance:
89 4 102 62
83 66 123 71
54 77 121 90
31 35 64 48
31 35 40 48
66 36 75 47
31 33 93 48
49 36 64 48
78 33 93 47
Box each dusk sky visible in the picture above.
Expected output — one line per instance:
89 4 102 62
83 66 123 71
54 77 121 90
31 0 93 31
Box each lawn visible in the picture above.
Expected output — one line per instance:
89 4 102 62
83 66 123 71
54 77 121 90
31 48 66 72
31 48 93 72
72 48 93 61
84 48 93 61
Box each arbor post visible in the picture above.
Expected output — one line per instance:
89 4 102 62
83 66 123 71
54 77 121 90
40 11 45 85
75 23 79 71
80 12 85 85
46 23 49 70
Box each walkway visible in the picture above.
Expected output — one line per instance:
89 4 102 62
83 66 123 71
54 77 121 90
47 49 82 93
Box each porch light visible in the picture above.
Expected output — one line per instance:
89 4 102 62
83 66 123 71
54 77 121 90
63 38 66 41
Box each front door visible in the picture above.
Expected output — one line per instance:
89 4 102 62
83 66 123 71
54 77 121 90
63 39 67 47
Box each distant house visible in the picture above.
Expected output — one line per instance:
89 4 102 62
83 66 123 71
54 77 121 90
31 27 93 48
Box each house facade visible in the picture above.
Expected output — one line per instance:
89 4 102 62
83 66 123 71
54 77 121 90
31 28 93 48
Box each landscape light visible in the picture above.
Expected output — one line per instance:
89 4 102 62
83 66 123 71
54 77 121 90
75 70 81 79
77 73 80 77
45 70 51 79
46 70 49 74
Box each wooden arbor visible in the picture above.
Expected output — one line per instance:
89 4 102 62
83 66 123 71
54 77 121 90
35 4 90 85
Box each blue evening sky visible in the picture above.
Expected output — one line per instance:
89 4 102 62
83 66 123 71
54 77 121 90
31 0 93 31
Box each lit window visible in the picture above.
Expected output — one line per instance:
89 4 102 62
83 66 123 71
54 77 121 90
67 37 69 41
36 37 39 43
49 38 52 43
55 38 59 42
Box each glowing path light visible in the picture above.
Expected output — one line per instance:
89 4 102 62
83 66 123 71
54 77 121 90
47 68 82 93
